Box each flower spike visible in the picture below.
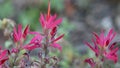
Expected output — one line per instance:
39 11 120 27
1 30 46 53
85 29 119 65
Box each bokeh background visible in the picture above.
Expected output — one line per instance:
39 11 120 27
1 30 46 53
0 0 120 68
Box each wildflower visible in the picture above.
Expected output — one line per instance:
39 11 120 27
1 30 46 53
13 24 29 43
39 0 64 52
11 48 19 53
92 29 116 47
49 27 64 51
12 24 40 51
52 34 64 43
50 27 57 39
0 49 8 65
23 32 43 51
85 29 119 63
39 0 62 29
84 58 96 68
39 14 62 29
51 43 62 51
51 34 64 51
104 46 119 63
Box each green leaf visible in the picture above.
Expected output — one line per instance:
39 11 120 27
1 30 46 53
19 49 26 55
5 40 12 48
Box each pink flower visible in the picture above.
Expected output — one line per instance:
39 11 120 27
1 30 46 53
11 48 19 53
104 46 119 63
50 27 57 39
50 34 64 51
38 0 63 52
92 29 116 47
85 29 119 63
52 34 64 42
51 43 62 51
49 27 64 51
23 45 39 51
13 24 29 43
39 0 62 29
84 58 96 68
39 14 62 29
23 32 43 51
0 49 8 65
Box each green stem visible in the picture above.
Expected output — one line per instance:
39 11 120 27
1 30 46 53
42 29 49 68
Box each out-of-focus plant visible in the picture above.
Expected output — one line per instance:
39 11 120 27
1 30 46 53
85 29 119 68
0 18 15 37
0 18 15 48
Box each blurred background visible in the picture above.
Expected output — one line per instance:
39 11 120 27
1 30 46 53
0 0 120 68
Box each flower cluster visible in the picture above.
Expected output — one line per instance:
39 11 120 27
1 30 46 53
0 0 64 68
85 29 119 68
39 10 63 51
